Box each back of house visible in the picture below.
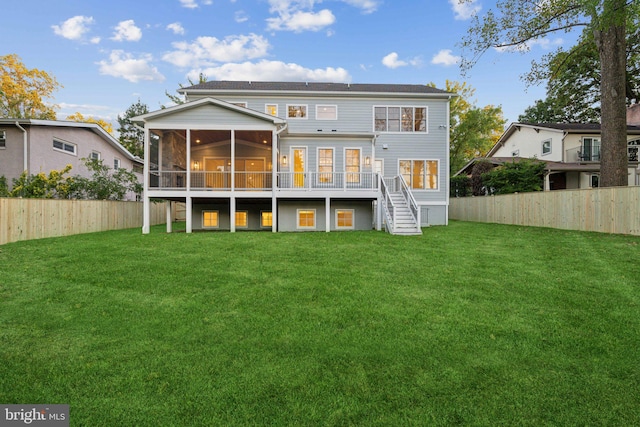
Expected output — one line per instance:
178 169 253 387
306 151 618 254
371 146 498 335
134 81 454 234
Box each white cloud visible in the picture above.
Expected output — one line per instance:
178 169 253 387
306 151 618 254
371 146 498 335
97 50 165 83
449 0 481 20
494 37 564 53
341 0 380 14
179 0 212 8
431 49 461 66
189 60 351 82
52 16 95 41
267 9 335 32
235 11 249 23
382 52 406 69
167 22 185 35
162 33 270 67
111 20 142 42
90 37 101 44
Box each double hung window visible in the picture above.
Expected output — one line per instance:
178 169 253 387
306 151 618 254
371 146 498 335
375 106 427 132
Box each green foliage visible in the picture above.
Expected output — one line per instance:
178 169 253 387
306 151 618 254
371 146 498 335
70 158 142 200
117 100 149 158
471 160 494 196
482 158 546 195
0 175 9 197
163 72 208 108
450 175 471 197
9 165 73 198
520 21 640 123
430 80 505 174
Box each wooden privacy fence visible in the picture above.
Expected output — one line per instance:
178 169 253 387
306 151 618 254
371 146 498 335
0 199 169 245
449 186 640 236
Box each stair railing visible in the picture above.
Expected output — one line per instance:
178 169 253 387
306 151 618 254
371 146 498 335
379 176 396 233
398 177 421 227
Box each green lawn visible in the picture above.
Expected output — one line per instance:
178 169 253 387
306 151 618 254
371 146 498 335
1 221 639 426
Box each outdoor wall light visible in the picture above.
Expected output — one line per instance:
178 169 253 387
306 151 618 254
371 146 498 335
364 156 371 166
192 160 200 170
281 155 288 166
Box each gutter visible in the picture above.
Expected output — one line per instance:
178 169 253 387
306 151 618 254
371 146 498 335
15 121 27 173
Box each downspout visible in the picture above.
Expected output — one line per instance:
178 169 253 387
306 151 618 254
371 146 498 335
15 121 28 173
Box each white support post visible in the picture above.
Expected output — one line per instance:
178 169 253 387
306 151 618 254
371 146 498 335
186 197 193 233
272 129 278 233
142 127 150 234
325 197 331 232
166 201 172 233
272 196 277 233
230 196 236 233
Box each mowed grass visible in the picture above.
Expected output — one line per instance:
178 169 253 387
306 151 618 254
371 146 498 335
1 221 639 426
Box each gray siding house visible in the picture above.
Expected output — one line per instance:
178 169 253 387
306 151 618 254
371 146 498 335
0 119 143 200
134 81 454 234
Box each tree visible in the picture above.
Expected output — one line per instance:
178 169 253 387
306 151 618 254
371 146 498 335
164 72 208 107
66 112 114 135
519 21 640 123
431 80 505 174
69 158 142 200
9 165 73 198
117 100 149 158
460 0 640 187
0 54 61 119
482 159 546 195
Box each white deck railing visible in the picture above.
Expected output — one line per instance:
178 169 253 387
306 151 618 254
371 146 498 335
149 171 378 191
380 177 396 233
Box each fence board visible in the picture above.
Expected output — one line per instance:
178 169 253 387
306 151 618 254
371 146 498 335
449 187 640 236
0 199 169 245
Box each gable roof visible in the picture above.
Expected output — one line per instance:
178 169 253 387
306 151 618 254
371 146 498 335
132 97 287 125
487 122 640 156
0 118 140 163
178 81 454 98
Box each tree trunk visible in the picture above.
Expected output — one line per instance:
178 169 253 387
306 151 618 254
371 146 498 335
596 0 628 187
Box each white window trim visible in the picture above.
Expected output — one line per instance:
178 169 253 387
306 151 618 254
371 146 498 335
202 210 219 229
235 210 249 229
373 105 429 134
317 147 334 184
541 139 552 156
335 209 355 230
344 147 362 182
398 158 440 192
265 104 278 117
287 104 308 119
260 210 273 229
316 104 338 120
0 130 6 149
90 151 101 161
53 138 77 156
297 209 316 230
114 158 122 169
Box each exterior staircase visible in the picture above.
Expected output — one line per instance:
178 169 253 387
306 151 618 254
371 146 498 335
387 191 422 236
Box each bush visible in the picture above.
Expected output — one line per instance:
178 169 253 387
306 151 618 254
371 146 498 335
482 158 546 195
471 160 494 196
450 176 471 197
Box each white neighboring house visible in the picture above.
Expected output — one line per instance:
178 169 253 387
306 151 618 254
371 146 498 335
133 81 455 234
0 119 143 200
458 121 640 190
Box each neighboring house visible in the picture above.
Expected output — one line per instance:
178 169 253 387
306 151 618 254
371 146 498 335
456 122 640 190
0 119 143 200
133 81 454 234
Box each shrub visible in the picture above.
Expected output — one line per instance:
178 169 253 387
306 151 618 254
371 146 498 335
482 158 546 195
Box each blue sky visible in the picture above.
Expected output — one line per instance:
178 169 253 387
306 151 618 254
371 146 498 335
2 0 578 126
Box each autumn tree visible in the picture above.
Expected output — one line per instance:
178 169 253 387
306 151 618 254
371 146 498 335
459 0 639 187
0 54 61 119
116 100 149 158
432 80 505 174
66 112 114 135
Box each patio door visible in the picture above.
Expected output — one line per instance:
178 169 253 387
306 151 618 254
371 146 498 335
293 147 306 188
